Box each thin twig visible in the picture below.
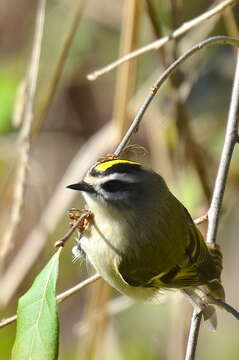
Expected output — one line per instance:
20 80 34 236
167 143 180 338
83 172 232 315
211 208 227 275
114 36 239 156
0 273 101 329
2 276 238 330
57 273 101 303
54 210 92 248
207 296 239 320
184 50 239 360
0 0 46 265
193 213 208 225
184 310 203 360
87 0 236 80
146 1 213 205
207 50 239 245
0 315 17 328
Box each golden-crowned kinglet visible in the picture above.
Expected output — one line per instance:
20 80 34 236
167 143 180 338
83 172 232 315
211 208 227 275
67 159 224 323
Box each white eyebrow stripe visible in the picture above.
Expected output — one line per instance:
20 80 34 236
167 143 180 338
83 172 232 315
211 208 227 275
97 173 137 184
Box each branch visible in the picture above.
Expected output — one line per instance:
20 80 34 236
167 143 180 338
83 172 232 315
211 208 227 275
114 36 239 156
57 273 101 303
184 310 203 360
87 0 236 81
0 0 46 264
207 297 239 321
194 213 208 225
207 51 239 245
0 273 101 329
184 50 239 360
147 0 212 203
54 210 92 248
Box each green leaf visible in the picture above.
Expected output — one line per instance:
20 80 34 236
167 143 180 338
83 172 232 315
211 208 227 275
12 251 60 360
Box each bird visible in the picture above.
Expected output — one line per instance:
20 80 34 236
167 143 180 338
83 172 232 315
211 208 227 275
67 158 225 326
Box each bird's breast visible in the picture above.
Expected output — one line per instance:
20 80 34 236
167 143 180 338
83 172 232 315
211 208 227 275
79 213 158 300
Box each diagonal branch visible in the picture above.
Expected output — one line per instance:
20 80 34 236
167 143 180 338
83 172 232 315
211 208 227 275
114 36 239 156
0 273 101 328
87 0 236 81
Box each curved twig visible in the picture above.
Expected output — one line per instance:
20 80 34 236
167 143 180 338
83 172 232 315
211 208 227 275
208 297 239 321
87 0 236 81
114 36 239 156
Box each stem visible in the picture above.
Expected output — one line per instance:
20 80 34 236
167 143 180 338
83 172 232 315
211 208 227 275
207 50 239 245
185 310 202 360
87 0 236 81
0 273 101 328
114 36 239 156
185 49 239 359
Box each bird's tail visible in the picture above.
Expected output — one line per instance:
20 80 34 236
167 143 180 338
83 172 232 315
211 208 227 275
188 243 225 330
205 243 225 301
183 288 218 330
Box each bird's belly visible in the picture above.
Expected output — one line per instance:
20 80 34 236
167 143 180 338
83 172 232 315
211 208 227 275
80 224 157 301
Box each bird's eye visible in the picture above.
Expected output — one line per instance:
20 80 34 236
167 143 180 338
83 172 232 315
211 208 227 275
101 180 132 192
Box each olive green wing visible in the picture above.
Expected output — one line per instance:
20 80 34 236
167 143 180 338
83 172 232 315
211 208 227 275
116 208 220 290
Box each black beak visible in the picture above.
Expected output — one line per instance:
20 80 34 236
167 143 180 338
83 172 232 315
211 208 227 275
67 181 96 193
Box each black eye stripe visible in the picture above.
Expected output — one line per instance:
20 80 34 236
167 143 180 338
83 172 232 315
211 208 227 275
101 180 135 192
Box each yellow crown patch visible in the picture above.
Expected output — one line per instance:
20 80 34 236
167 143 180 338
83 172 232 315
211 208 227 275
94 159 141 173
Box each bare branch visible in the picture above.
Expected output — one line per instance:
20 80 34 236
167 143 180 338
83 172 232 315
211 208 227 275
184 50 239 360
207 296 239 321
87 0 236 81
147 0 212 203
0 315 17 328
0 0 46 264
0 273 101 329
54 210 92 248
207 50 239 245
194 213 208 225
114 36 239 156
57 273 101 304
184 310 203 360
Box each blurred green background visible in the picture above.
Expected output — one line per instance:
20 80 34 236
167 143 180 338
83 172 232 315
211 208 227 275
0 0 239 359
